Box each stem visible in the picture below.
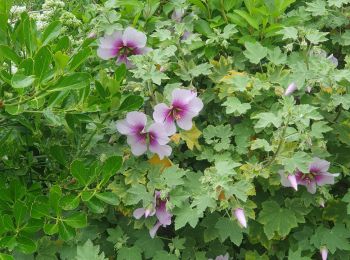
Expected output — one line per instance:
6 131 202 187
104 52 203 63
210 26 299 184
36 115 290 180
332 105 342 123
220 0 228 24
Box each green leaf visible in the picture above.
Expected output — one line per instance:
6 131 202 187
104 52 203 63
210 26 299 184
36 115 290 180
189 63 213 77
11 73 35 89
95 192 120 206
43 223 59 235
306 0 327 16
42 20 62 45
328 0 350 7
71 160 90 186
0 45 21 65
117 246 142 260
134 233 164 258
267 47 287 65
162 166 186 187
281 151 312 173
59 222 75 241
126 184 153 205
215 217 243 246
16 236 37 254
76 239 107 260
100 155 122 185
305 30 328 44
64 213 87 228
234 10 259 30
13 200 27 227
342 189 350 214
174 203 203 230
243 42 268 64
278 27 298 40
34 46 52 81
49 73 90 92
69 47 92 71
250 139 272 152
85 198 105 214
0 253 14 260
228 180 255 202
311 121 332 138
310 224 350 253
258 201 298 239
119 95 144 111
252 112 282 129
49 185 62 215
222 97 251 116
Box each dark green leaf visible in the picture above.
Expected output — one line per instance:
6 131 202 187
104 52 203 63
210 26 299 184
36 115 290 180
119 95 144 111
49 73 90 92
64 212 87 228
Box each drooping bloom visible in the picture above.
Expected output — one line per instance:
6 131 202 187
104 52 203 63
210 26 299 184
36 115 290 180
209 253 229 260
97 27 150 67
153 88 203 135
171 8 185 22
280 157 339 194
320 247 328 260
116 111 172 159
233 208 247 228
133 191 172 238
284 82 297 96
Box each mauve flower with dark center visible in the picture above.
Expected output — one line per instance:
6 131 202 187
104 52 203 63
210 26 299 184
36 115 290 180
280 157 339 194
133 191 172 238
97 27 151 68
153 88 203 135
116 112 172 159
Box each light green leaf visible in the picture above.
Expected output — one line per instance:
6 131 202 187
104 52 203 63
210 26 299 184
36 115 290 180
252 112 282 129
76 240 107 260
64 213 87 228
11 73 35 89
42 20 62 45
117 246 142 260
49 73 90 92
234 10 259 30
267 47 287 65
281 151 312 173
311 121 332 138
174 203 203 230
126 184 153 205
0 45 21 65
95 192 120 206
306 0 327 16
250 139 272 152
278 27 298 40
222 97 251 115
328 0 350 7
243 42 268 64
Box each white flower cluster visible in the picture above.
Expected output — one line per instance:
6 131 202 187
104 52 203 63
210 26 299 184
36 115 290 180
10 5 26 16
59 11 82 28
29 0 65 30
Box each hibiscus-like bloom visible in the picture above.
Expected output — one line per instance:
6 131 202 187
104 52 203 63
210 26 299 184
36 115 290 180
133 191 172 238
284 82 297 96
233 208 247 228
153 88 203 135
97 27 150 67
116 111 172 159
209 253 229 260
280 157 339 194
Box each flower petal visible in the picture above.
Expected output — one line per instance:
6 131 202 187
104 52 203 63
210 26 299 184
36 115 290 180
305 181 317 194
176 113 193 130
133 208 145 219
133 47 152 55
320 247 328 260
97 47 117 60
284 82 297 96
149 221 162 238
149 143 172 159
309 157 330 174
279 171 292 188
156 201 172 226
116 119 132 135
315 172 339 186
287 175 298 191
122 27 147 48
153 104 176 135
99 31 123 48
126 111 147 128
148 123 171 145
172 88 197 104
187 96 203 115
234 208 247 228
127 136 147 156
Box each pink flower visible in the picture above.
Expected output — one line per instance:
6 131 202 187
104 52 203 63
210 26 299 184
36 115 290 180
280 158 339 194
97 27 151 67
153 88 203 135
320 247 328 260
233 208 247 228
284 82 297 96
133 191 172 238
116 112 172 159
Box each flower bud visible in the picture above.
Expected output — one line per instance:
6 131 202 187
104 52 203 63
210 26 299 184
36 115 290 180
320 247 328 260
284 82 297 96
234 208 247 228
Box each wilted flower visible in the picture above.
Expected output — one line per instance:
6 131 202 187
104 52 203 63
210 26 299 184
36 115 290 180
233 208 247 228
327 54 338 67
320 247 328 260
153 88 203 135
133 191 172 238
97 27 151 68
209 253 229 260
280 157 339 194
284 82 297 96
171 8 185 22
116 111 172 159
181 30 192 41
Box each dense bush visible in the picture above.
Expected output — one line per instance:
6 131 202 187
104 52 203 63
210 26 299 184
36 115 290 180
1 0 350 259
